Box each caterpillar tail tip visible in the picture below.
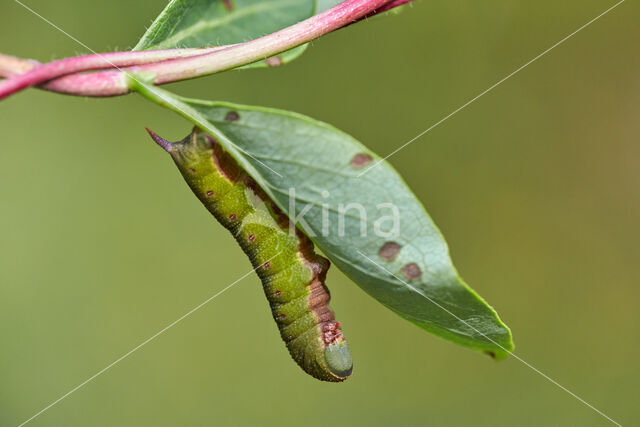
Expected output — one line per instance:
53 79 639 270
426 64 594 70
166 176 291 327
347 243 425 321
145 127 173 152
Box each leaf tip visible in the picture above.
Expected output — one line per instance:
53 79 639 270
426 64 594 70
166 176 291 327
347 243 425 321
484 329 515 361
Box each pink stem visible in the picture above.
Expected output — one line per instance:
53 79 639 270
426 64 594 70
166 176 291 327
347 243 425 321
0 53 39 78
0 0 411 99
137 0 394 85
0 46 230 98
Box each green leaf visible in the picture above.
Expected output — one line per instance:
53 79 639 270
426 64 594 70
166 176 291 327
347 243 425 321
134 0 316 68
316 0 343 11
133 80 514 358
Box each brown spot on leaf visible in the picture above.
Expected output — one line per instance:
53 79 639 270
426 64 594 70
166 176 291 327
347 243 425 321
278 313 286 320
228 214 237 221
205 190 214 197
379 241 401 261
274 290 282 297
401 263 421 280
248 233 256 242
484 351 496 359
189 168 197 174
263 261 271 269
225 111 240 122
350 153 373 168
222 0 233 11
265 56 283 67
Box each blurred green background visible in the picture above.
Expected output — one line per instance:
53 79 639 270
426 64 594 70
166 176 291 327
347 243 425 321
1 1 638 426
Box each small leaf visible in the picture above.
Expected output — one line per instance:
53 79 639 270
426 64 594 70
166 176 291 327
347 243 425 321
133 80 514 358
134 0 316 68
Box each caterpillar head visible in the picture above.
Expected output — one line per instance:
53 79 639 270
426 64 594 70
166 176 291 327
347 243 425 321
322 323 353 380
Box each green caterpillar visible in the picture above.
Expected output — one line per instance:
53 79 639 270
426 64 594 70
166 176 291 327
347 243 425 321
147 126 352 382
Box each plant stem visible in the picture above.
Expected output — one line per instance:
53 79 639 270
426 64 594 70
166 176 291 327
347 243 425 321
0 53 39 78
0 47 230 98
0 0 412 99
136 0 405 85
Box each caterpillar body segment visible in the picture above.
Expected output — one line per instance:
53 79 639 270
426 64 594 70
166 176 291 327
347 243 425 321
147 127 352 382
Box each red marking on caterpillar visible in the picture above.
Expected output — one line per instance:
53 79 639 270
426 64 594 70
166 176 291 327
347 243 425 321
322 322 344 345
